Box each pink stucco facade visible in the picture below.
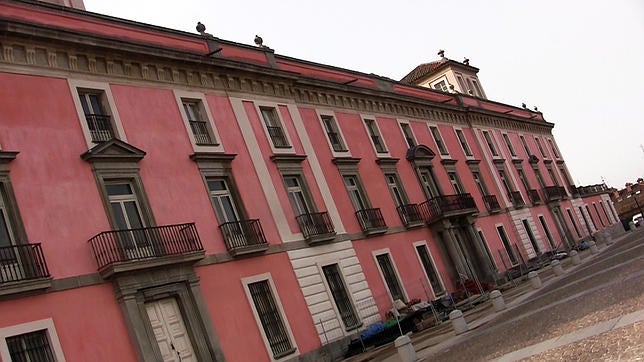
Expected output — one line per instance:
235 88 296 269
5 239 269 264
0 1 624 361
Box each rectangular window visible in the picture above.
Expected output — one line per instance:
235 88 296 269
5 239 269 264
78 90 115 143
566 209 581 238
247 280 295 359
516 168 531 192
106 181 151 256
364 119 387 153
548 139 560 158
547 167 559 186
456 75 466 92
522 219 540 254
539 215 556 249
322 264 360 330
483 131 498 156
503 134 517 157
498 169 513 196
385 174 407 207
472 80 484 98
284 175 312 216
430 126 449 155
599 202 611 224
535 137 547 158
415 245 444 295
520 135 531 156
400 123 416 148
321 115 347 152
375 253 405 302
182 100 217 145
419 168 440 198
456 129 473 156
592 203 605 227
558 165 572 186
533 167 546 189
207 178 240 223
343 175 368 211
585 205 598 231
447 172 464 194
433 80 448 92
260 107 290 148
6 330 55 362
471 171 488 196
497 225 518 265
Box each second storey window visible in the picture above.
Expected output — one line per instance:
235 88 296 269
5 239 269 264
483 131 498 157
548 139 560 158
430 126 449 155
321 115 347 152
343 175 368 211
447 172 464 194
260 107 290 148
183 100 216 146
284 176 313 216
535 137 547 158
207 178 240 223
520 135 531 156
364 119 387 153
385 174 407 207
78 91 114 143
455 129 473 157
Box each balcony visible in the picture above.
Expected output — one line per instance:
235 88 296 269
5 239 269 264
85 114 114 142
220 219 269 256
266 126 290 148
543 186 567 202
528 189 542 205
482 195 501 213
510 191 526 208
396 204 426 228
89 223 204 278
355 208 387 236
296 212 336 244
189 119 215 145
0 243 51 296
420 193 478 224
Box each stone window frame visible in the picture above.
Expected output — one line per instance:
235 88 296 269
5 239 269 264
468 162 490 197
371 248 408 303
68 78 128 148
376 158 410 208
547 138 561 159
481 130 499 158
475 229 499 271
241 272 299 361
0 318 66 362
495 224 519 266
333 158 373 211
534 136 548 159
316 259 362 332
174 90 225 153
538 214 557 250
398 120 417 149
272 155 319 216
316 109 350 157
454 128 474 159
255 101 295 154
442 160 466 195
502 132 518 158
360 115 389 156
412 240 446 298
0 152 28 247
428 124 450 158
191 153 249 225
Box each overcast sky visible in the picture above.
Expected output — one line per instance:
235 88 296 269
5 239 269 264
84 0 644 189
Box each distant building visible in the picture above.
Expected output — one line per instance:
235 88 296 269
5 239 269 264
0 1 624 361
611 178 644 224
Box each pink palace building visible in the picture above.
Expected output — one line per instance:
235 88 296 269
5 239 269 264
0 0 624 361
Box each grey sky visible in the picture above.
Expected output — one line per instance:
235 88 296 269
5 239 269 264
84 0 644 188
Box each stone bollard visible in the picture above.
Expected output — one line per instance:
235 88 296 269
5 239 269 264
551 259 565 276
394 334 417 362
449 309 469 335
490 290 506 312
588 240 599 254
528 271 542 289
570 250 581 265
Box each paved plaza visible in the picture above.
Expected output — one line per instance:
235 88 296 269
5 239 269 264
347 228 644 361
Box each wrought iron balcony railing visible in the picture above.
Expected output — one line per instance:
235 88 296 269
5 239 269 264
482 194 501 212
510 191 526 208
543 186 567 201
355 208 387 235
0 243 50 284
296 212 336 243
528 189 542 204
84 114 114 142
396 203 425 227
189 119 215 145
420 193 478 223
89 223 203 271
220 219 269 256
266 126 290 148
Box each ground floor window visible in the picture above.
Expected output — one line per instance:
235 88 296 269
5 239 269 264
6 330 55 362
375 253 405 302
415 244 445 296
322 264 360 330
497 225 518 265
247 279 296 359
